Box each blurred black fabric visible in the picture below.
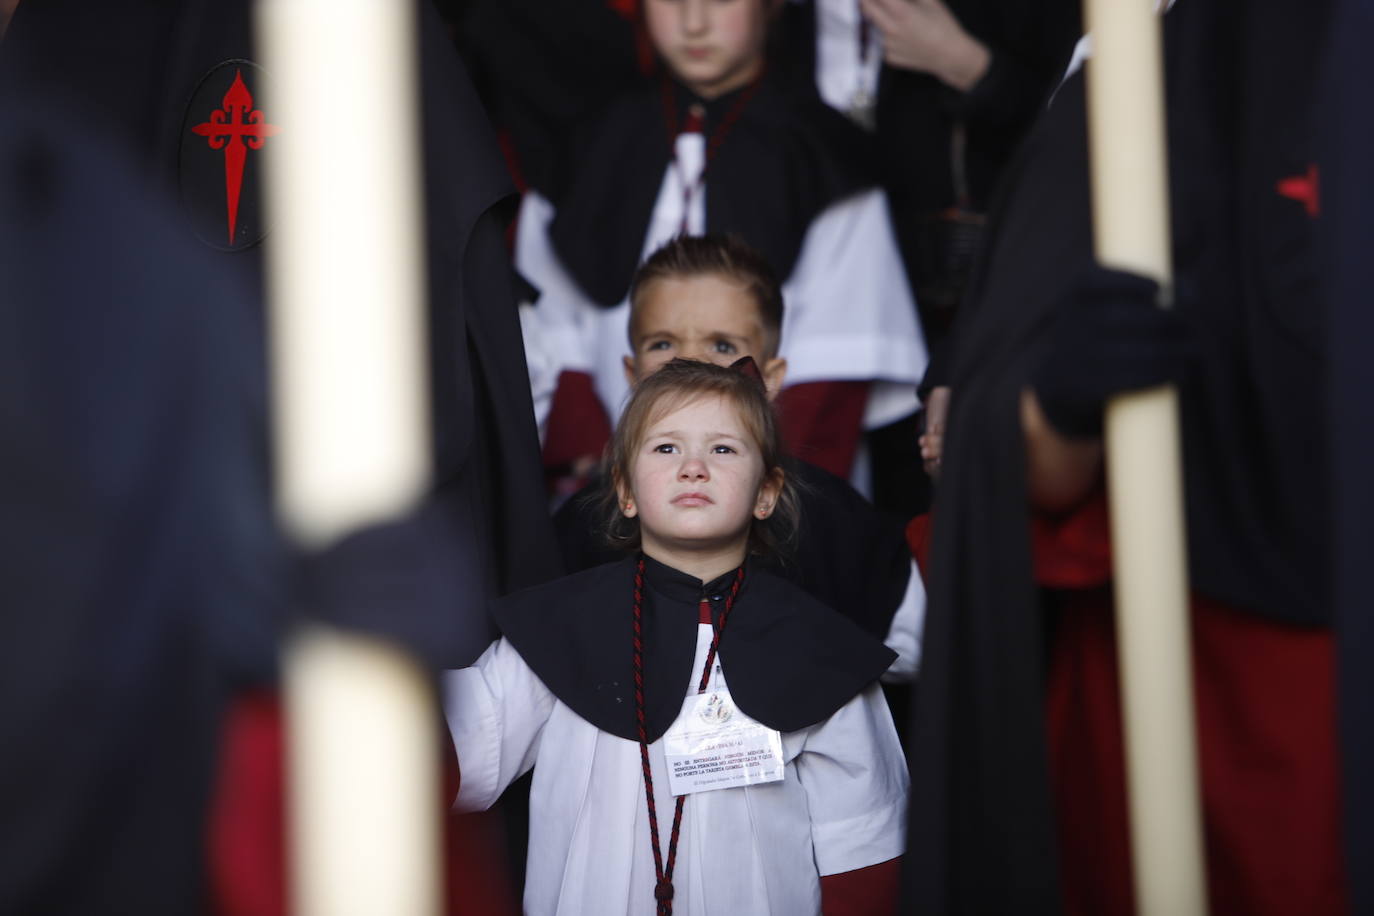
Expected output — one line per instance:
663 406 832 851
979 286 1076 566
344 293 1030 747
0 0 563 665
0 100 282 914
1319 0 1374 911
457 0 644 194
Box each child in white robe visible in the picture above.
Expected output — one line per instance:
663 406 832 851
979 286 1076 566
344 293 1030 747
445 359 908 915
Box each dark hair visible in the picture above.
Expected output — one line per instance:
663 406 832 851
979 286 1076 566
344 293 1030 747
600 358 800 557
627 234 785 357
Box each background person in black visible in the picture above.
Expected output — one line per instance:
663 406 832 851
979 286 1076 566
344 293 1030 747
765 0 1082 516
778 0 1082 341
905 0 1344 912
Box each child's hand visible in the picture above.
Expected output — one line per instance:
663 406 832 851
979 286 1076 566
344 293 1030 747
919 385 951 480
859 0 991 91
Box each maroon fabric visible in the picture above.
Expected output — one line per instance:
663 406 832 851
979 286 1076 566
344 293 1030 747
206 692 521 916
1036 494 1346 916
904 512 933 579
542 369 613 470
819 856 902 916
775 381 870 480
207 691 286 916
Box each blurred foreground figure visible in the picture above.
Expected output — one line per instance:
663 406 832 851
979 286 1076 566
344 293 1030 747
0 0 561 638
907 0 1344 913
1 3 561 911
0 99 282 914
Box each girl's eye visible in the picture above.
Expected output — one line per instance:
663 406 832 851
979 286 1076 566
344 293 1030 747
652 443 678 454
711 444 737 454
646 340 672 352
711 340 737 354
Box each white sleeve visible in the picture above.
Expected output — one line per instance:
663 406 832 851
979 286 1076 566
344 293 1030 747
794 682 909 875
779 189 928 429
513 191 601 378
518 301 560 442
881 558 926 684
442 637 556 812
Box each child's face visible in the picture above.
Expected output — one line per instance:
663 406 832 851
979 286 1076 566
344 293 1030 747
620 393 780 564
625 273 787 397
644 0 771 100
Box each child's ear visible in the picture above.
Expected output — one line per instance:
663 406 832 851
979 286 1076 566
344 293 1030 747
761 356 787 402
622 354 639 389
614 473 638 518
754 466 784 519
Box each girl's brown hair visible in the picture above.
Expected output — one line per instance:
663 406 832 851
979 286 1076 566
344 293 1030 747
600 358 800 558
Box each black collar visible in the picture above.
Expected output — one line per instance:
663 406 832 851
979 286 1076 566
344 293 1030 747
640 553 738 606
494 555 893 743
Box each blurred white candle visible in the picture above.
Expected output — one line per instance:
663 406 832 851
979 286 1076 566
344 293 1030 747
256 0 440 912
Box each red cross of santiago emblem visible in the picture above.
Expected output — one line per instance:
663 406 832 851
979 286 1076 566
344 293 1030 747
190 68 279 246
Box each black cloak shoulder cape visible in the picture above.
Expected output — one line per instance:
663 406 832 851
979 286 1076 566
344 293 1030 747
905 0 1332 910
544 71 876 307
493 556 895 744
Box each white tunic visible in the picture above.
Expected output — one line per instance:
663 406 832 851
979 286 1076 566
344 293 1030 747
515 132 928 438
444 624 909 916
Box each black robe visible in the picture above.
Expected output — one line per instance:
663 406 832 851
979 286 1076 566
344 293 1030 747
904 0 1333 910
552 460 913 643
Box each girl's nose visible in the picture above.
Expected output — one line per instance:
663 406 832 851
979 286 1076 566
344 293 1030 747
678 456 709 480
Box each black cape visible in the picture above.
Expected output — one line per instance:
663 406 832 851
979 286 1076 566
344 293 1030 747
552 461 913 642
545 71 875 307
905 0 1332 910
494 556 895 744
0 0 562 663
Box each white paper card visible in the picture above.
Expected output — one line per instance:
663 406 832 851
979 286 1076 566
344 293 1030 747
663 687 785 796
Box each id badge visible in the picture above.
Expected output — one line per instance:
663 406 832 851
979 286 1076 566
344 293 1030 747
662 686 784 797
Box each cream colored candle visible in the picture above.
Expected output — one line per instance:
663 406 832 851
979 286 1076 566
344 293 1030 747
1082 0 1208 913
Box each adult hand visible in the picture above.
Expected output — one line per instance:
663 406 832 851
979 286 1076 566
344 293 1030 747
919 385 951 479
859 0 991 91
1030 266 1195 439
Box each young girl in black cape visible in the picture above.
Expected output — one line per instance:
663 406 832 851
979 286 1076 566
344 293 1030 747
444 359 907 915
